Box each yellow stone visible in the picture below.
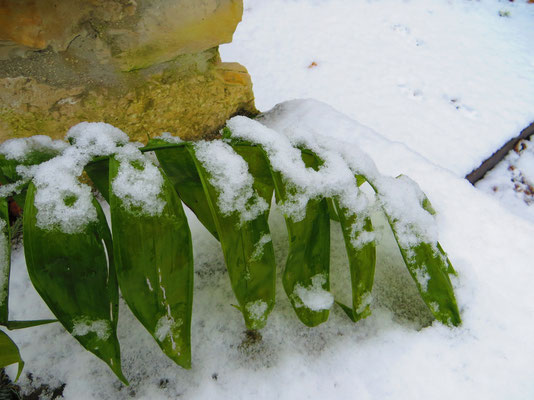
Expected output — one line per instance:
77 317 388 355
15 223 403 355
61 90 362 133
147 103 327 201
0 0 256 143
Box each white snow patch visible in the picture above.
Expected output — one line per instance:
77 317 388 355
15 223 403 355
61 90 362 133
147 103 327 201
229 102 437 250
31 146 98 234
293 274 334 312
154 132 184 144
22 122 152 233
112 143 166 216
155 315 183 344
72 318 111 341
356 292 373 315
193 140 268 224
477 137 534 223
66 122 129 156
0 135 67 161
414 266 431 292
249 233 272 262
245 300 268 321
227 115 370 223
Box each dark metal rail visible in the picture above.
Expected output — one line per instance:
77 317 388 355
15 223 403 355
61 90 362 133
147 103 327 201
466 122 534 184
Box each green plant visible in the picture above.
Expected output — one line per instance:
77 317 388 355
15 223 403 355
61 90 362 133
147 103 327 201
0 119 461 384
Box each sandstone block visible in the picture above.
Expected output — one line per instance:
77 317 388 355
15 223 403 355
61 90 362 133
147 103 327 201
0 0 257 143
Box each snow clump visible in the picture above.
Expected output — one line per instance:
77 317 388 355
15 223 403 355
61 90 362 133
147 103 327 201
293 274 334 311
112 143 166 216
4 122 166 233
249 233 272 262
240 99 440 250
0 135 68 161
226 116 372 232
193 140 268 225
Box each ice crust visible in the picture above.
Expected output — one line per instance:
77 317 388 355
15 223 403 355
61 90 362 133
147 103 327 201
193 140 268 224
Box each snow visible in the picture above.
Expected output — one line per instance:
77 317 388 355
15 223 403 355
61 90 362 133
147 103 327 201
0 135 67 161
193 140 268 224
31 147 99 234
245 300 268 321
71 318 112 341
227 115 371 223
249 233 272 262
293 274 334 311
233 101 438 249
221 0 534 177
67 122 129 156
477 137 534 223
154 132 184 144
4 122 164 231
155 316 183 346
112 143 166 216
4 0 534 399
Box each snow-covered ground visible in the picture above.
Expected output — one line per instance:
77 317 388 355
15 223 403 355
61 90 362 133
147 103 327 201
5 0 534 399
222 0 534 176
477 137 534 223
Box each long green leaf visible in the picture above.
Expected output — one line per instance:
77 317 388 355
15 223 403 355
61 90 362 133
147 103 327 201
0 144 65 210
109 157 194 368
367 176 461 326
23 183 127 383
334 199 376 322
148 140 219 239
0 197 10 325
5 319 57 330
85 159 111 202
231 144 275 215
303 150 375 323
0 329 24 381
187 143 276 330
269 150 331 327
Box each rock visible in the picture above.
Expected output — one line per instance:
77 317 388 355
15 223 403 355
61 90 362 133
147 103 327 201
0 0 257 143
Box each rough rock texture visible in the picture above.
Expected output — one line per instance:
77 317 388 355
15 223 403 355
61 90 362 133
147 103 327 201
0 0 257 143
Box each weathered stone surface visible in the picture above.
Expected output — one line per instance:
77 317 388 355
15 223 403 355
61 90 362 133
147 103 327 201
0 0 257 143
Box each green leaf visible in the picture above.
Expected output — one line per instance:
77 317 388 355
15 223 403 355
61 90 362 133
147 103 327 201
231 144 275 213
270 150 331 327
148 139 219 239
85 159 111 202
187 144 276 330
368 176 461 326
23 183 128 384
109 157 194 368
0 329 24 381
327 198 340 221
334 199 376 322
0 145 65 210
303 149 375 324
0 197 11 325
4 319 57 330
